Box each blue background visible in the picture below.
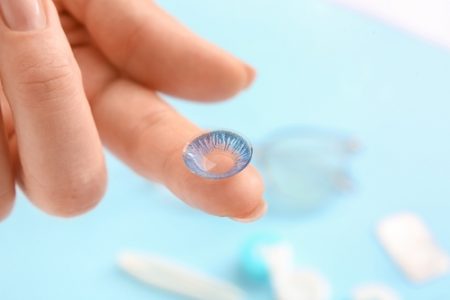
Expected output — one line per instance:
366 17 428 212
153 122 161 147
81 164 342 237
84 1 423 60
1 0 450 299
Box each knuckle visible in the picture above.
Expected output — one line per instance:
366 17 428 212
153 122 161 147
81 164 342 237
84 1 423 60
120 17 148 68
126 108 174 161
15 53 79 102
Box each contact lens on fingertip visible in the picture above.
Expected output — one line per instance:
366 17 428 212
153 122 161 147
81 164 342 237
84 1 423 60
183 130 253 180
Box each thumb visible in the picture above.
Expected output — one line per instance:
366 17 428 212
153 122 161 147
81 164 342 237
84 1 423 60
0 0 107 217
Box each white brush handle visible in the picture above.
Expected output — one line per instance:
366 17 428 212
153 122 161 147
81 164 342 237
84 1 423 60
118 251 246 300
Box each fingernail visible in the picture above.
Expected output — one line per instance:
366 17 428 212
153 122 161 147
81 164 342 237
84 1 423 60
0 0 46 31
232 201 267 223
243 64 256 89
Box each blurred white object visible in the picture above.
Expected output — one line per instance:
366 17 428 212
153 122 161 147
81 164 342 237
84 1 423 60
289 270 332 300
332 0 450 49
376 213 450 283
118 251 245 300
261 244 331 300
353 283 400 300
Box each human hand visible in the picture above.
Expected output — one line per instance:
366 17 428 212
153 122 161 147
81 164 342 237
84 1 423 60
0 0 266 221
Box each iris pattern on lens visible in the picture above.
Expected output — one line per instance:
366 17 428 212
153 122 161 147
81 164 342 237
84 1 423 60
183 130 253 179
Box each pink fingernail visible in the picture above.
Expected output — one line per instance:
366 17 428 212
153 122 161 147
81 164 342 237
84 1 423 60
232 201 268 223
243 64 256 89
0 0 46 31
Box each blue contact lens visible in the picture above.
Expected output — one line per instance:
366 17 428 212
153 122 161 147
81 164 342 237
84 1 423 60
183 130 253 179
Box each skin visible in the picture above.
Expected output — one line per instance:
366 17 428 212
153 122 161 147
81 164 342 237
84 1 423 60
0 0 266 221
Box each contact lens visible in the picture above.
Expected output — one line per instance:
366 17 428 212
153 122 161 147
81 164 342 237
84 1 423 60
256 127 358 214
183 130 253 179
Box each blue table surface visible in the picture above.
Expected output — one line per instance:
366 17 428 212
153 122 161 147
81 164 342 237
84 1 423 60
1 0 450 299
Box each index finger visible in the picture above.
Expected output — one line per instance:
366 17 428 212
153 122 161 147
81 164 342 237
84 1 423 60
92 78 266 221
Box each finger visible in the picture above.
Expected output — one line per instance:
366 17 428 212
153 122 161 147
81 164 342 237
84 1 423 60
1 90 19 170
92 78 266 221
0 88 14 141
0 89 15 221
72 45 265 220
59 12 91 47
61 0 255 101
0 0 106 216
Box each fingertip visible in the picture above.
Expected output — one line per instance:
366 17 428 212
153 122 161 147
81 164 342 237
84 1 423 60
211 60 257 100
176 165 266 220
25 167 108 218
243 64 256 89
186 57 256 102
204 61 256 101
231 200 267 223
221 167 266 219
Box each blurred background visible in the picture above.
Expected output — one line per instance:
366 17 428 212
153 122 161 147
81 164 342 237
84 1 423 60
1 0 450 299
